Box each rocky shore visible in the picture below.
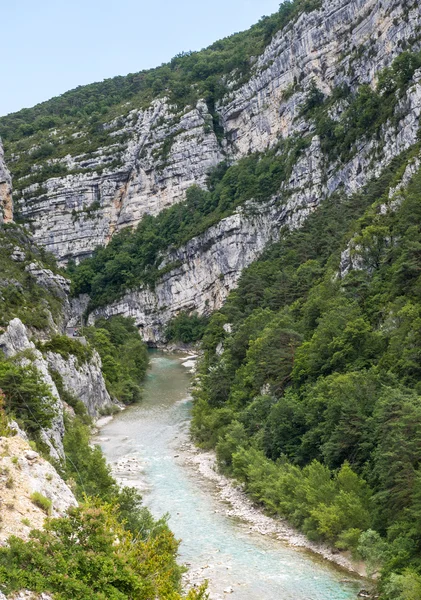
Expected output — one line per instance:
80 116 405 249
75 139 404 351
180 443 367 578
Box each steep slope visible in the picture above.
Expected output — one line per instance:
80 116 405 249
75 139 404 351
0 435 77 544
2 0 420 266
191 141 421 599
4 0 420 342
0 149 201 600
0 141 13 224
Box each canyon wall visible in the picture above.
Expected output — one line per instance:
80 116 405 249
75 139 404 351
11 0 421 263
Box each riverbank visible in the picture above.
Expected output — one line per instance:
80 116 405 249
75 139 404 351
179 442 368 580
95 351 368 599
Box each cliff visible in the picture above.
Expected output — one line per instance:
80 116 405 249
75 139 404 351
3 0 420 264
0 140 13 224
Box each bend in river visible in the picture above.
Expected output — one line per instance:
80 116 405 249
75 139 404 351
95 352 363 600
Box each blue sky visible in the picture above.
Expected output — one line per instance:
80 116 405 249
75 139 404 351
2 0 280 117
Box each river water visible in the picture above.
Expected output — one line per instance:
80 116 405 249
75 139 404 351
96 352 362 600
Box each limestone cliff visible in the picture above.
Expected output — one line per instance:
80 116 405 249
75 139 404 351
5 0 421 342
0 319 65 460
0 318 115 459
0 139 13 224
8 0 421 264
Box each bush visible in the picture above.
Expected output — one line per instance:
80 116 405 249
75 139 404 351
30 492 52 515
38 335 92 365
0 500 207 600
83 316 149 405
0 359 56 437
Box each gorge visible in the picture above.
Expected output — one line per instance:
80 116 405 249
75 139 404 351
1 0 421 598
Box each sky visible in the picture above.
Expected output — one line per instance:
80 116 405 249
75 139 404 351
1 0 281 117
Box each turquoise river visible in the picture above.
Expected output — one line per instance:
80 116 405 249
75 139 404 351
96 352 364 600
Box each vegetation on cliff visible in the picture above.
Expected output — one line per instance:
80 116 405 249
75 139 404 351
192 150 421 598
0 226 64 330
83 316 149 404
67 48 421 317
0 402 206 600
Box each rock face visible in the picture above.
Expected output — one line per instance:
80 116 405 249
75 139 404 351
0 318 114 459
0 138 13 224
16 99 223 262
0 435 77 544
88 198 286 342
46 348 114 417
88 132 421 343
11 0 421 263
219 0 421 156
0 318 65 460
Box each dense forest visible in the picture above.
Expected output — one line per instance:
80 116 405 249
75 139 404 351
190 146 421 598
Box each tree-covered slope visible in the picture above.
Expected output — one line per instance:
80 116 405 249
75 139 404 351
0 227 198 599
191 146 421 597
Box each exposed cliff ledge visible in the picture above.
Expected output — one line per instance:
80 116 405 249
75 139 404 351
0 139 13 224
10 0 421 263
0 319 115 459
0 435 77 545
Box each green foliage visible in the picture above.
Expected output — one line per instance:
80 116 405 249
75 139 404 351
0 226 65 331
0 390 10 437
0 357 56 437
0 499 207 600
61 414 117 501
191 151 421 592
82 316 149 404
165 312 209 344
30 492 52 515
37 335 93 365
304 51 421 162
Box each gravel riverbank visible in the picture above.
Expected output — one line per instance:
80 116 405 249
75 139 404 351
179 442 367 582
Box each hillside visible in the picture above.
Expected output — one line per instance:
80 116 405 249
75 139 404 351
0 141 202 599
1 0 421 597
3 0 420 342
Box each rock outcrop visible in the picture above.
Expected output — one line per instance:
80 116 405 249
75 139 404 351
0 318 114 458
46 348 114 417
88 198 285 342
10 0 421 263
0 318 65 460
0 435 77 544
0 138 13 224
88 133 421 343
16 99 223 262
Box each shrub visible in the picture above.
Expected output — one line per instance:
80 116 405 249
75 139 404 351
30 492 52 515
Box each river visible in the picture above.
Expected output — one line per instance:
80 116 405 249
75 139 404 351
95 352 363 600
